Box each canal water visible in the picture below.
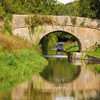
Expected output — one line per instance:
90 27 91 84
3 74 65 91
1 49 100 100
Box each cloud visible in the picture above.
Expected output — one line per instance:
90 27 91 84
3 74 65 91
57 0 75 4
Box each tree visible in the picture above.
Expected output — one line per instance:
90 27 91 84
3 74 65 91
90 0 100 19
77 0 100 19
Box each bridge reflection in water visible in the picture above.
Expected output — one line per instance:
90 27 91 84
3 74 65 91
11 54 100 100
11 67 100 100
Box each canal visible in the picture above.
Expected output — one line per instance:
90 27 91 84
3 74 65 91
1 49 100 100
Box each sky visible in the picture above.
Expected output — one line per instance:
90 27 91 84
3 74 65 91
57 0 75 4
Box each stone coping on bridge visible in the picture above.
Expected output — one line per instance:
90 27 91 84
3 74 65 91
12 15 100 30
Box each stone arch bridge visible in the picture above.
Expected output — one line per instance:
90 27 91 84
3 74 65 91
12 15 100 51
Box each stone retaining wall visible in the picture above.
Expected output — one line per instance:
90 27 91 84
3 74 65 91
86 55 100 61
68 52 100 61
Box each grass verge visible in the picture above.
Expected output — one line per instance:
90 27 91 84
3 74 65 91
0 34 48 93
0 50 48 92
82 48 100 57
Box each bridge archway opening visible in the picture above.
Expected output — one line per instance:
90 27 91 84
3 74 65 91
39 30 82 84
40 30 82 54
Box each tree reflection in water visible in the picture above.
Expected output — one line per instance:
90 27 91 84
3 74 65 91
40 57 81 84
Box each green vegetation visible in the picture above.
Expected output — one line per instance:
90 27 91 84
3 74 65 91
0 0 100 99
80 20 85 27
0 13 13 36
40 34 58 54
40 57 79 84
0 0 58 16
0 34 42 53
54 1 79 16
0 6 5 19
0 50 47 92
4 16 13 35
62 0 100 19
86 64 100 73
0 0 100 96
82 49 100 57
77 0 100 19
0 34 48 93
64 42 79 52
40 31 77 54
0 0 100 20
25 15 53 33
71 17 76 26
82 44 100 57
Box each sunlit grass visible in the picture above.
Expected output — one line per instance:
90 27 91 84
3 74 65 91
82 48 100 57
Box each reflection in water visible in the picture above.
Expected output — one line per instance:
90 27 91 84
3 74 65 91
43 55 68 58
10 67 100 100
40 58 81 84
1 50 100 100
56 51 63 55
43 50 67 58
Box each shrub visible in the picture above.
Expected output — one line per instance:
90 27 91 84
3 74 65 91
71 17 76 26
64 41 79 52
5 14 13 22
25 15 53 33
80 21 85 27
0 6 5 19
41 16 53 24
25 16 30 25
4 24 13 35
3 15 13 35
0 50 48 92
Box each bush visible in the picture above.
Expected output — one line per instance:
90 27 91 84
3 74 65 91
25 16 30 25
64 41 79 52
4 24 13 35
25 15 53 33
5 14 13 22
80 21 85 27
71 17 76 26
3 14 13 35
0 50 48 92
0 6 5 19
0 34 33 52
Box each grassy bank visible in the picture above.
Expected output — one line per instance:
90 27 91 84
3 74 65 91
0 50 48 92
63 41 79 52
0 34 48 93
82 44 100 57
0 34 42 54
82 50 100 57
64 41 100 58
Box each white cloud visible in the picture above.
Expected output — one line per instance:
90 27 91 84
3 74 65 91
57 0 75 4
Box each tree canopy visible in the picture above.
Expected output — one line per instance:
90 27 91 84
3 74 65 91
77 0 100 19
0 0 100 19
